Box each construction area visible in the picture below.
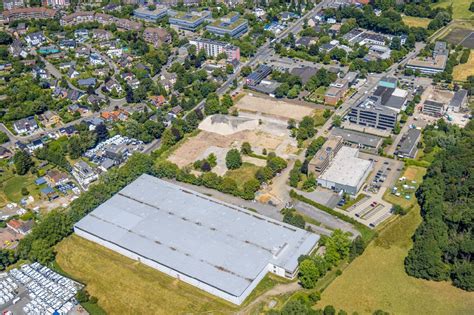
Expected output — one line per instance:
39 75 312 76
168 94 313 175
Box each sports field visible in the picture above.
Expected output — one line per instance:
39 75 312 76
317 206 474 314
402 16 431 28
454 50 474 81
56 235 238 314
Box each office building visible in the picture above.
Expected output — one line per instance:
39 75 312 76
308 136 343 176
190 38 240 61
206 12 248 38
74 174 319 305
168 10 211 31
395 128 421 158
406 41 449 75
133 6 168 22
317 147 372 195
347 96 398 130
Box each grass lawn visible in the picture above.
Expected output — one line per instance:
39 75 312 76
317 206 474 314
383 166 426 210
432 0 474 20
454 50 474 81
306 86 327 104
2 173 41 204
224 162 260 188
313 108 328 126
402 15 431 28
56 235 239 314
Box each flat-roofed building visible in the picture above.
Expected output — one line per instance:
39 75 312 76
206 12 248 38
317 147 373 195
347 96 398 130
309 136 343 176
422 99 445 117
133 5 168 22
324 78 348 106
246 64 271 86
74 175 319 305
395 128 421 158
331 127 383 153
407 41 448 75
190 38 240 61
168 10 211 31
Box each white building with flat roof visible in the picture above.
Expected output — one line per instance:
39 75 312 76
74 174 319 305
317 147 373 195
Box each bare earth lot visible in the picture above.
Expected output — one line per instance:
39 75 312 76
235 94 315 121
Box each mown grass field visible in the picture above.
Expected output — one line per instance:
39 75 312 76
56 235 238 315
432 0 474 20
402 15 431 28
317 206 474 314
454 50 474 81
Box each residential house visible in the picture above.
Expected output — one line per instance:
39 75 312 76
45 169 69 187
0 147 12 159
105 79 123 93
24 31 46 46
13 117 38 134
7 219 34 235
40 110 61 127
75 46 90 58
72 160 98 189
100 109 129 122
67 67 80 79
143 27 171 48
149 95 166 107
77 78 97 88
9 39 28 58
89 53 105 66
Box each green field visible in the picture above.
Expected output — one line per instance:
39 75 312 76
402 15 431 28
432 0 474 20
383 166 426 210
224 162 260 188
454 50 474 81
56 235 238 314
317 206 474 314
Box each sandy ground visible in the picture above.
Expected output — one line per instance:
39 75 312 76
168 113 299 171
234 94 315 121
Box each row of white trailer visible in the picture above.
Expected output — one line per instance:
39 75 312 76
7 262 82 315
0 276 19 306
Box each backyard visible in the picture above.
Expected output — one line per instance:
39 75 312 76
317 205 474 314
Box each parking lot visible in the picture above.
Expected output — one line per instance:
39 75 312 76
1 262 83 315
340 154 404 228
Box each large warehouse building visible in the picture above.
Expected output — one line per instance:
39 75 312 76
74 175 319 305
317 147 373 195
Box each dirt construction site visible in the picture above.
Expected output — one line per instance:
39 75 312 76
168 94 315 176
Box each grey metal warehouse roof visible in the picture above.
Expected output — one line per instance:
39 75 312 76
75 174 319 298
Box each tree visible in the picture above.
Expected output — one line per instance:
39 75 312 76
241 178 260 200
29 239 55 264
324 305 336 315
241 142 252 155
332 115 342 127
95 123 109 142
349 236 365 261
14 151 33 175
306 137 326 157
298 259 320 289
225 149 242 170
241 66 252 77
0 131 9 144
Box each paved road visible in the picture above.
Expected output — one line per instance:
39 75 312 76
294 201 361 238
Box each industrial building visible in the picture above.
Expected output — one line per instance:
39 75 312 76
317 147 373 195
206 12 248 38
74 175 319 305
395 128 421 158
309 136 343 176
347 96 398 130
422 99 445 116
331 128 383 153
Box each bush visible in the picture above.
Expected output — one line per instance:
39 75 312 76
225 149 242 170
